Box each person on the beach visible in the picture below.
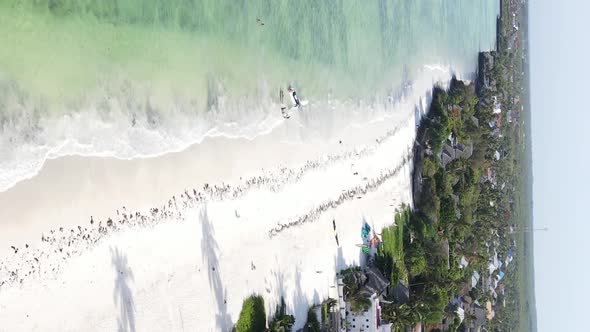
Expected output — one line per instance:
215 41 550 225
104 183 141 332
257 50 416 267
287 87 301 108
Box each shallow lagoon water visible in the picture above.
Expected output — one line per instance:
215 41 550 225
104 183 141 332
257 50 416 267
0 0 498 191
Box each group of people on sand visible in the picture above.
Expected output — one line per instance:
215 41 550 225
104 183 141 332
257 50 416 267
0 128 406 290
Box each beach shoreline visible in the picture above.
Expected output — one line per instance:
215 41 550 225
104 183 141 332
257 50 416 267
0 60 453 250
0 102 418 332
0 57 459 330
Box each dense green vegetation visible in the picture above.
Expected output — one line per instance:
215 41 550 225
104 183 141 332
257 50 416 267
235 296 315 332
376 1 532 330
375 207 409 286
376 47 528 328
235 295 267 332
407 81 485 321
234 296 333 332
228 1 531 330
227 3 530 329
492 1 534 331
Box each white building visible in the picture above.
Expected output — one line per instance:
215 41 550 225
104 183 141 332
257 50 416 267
344 294 390 332
341 266 391 332
346 297 381 332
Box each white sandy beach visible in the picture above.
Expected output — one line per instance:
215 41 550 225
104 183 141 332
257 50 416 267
0 134 414 332
0 66 450 332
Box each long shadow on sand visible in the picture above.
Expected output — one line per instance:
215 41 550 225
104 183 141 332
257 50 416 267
199 207 232 331
267 265 311 330
335 246 347 271
111 246 136 332
292 267 311 325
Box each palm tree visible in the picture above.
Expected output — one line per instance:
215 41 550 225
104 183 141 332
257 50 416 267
323 298 337 310
269 316 295 332
269 297 295 332
447 218 470 240
442 306 458 324
381 303 420 332
319 298 338 332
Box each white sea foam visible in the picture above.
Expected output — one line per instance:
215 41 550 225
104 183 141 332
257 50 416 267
0 64 454 193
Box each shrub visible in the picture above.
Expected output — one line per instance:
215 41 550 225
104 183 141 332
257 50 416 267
405 243 427 277
349 294 372 313
236 295 266 332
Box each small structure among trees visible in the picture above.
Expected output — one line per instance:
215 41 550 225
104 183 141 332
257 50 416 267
340 266 391 331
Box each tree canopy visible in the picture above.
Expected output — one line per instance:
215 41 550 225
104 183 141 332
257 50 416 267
236 295 266 332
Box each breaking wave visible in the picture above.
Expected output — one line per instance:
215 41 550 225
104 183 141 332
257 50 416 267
0 63 455 193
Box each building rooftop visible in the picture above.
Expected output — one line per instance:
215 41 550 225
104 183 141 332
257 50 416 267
361 266 390 298
392 282 409 305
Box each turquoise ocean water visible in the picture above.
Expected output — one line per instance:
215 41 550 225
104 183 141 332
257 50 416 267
0 0 499 191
